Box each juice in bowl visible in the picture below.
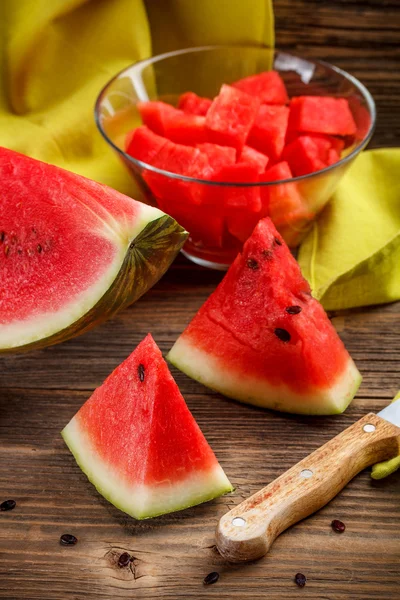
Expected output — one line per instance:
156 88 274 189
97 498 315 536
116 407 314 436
95 46 375 269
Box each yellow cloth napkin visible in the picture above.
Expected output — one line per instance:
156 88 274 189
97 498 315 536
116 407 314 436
298 149 400 311
371 392 400 480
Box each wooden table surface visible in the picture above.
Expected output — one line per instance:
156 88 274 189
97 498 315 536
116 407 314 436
1 1 400 599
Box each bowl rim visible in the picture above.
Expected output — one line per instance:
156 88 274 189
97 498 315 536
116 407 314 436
94 45 376 187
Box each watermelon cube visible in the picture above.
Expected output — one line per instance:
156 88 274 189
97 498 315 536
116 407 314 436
157 195 224 248
233 71 289 105
137 101 180 135
239 145 269 173
125 125 168 164
282 135 333 176
288 96 357 136
210 163 261 212
163 112 207 145
196 143 236 171
261 161 310 231
205 84 260 152
285 129 345 153
247 105 289 162
178 92 212 116
144 141 211 205
347 95 372 142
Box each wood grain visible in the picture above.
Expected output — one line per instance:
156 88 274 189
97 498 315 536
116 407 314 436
1 1 400 598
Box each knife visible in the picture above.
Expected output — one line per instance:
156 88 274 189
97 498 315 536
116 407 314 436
216 401 400 562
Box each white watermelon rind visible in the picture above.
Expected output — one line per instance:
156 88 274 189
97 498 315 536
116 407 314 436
167 337 362 416
61 416 233 520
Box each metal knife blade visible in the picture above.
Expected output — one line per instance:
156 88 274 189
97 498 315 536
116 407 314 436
377 398 400 428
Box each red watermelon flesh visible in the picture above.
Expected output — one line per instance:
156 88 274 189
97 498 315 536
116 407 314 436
226 211 261 243
163 112 207 145
207 163 261 212
261 162 312 245
205 84 260 152
285 130 345 155
62 334 232 519
178 92 212 116
288 96 357 137
137 101 180 135
156 194 224 248
347 96 371 141
282 135 337 176
247 105 289 162
196 143 236 171
233 71 289 105
0 147 187 352
168 219 361 415
239 145 269 173
125 125 168 164
144 141 211 205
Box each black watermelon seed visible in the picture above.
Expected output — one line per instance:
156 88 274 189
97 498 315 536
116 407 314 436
294 573 307 587
262 249 273 259
1 499 16 511
118 552 131 568
203 572 219 585
286 305 302 315
0 232 4 243
138 363 145 382
331 519 346 533
246 258 259 270
60 534 78 546
274 328 291 342
37 244 42 253
274 237 282 246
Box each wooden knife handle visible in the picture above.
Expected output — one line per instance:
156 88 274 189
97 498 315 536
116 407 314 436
216 413 400 563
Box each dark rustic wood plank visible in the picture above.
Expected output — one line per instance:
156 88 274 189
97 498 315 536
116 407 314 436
1 0 400 598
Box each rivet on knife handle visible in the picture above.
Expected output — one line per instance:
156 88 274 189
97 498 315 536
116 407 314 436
216 413 400 563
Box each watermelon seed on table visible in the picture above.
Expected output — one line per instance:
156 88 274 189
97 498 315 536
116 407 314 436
0 499 16 511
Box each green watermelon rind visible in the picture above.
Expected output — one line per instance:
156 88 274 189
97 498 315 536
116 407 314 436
61 416 233 520
167 337 362 416
2 213 187 353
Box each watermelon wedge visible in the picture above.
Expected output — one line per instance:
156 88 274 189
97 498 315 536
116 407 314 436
168 219 361 415
0 147 187 352
62 334 232 519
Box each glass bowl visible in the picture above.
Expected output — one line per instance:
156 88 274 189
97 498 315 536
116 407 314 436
95 46 375 270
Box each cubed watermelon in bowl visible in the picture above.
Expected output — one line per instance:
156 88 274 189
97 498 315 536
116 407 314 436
95 46 375 270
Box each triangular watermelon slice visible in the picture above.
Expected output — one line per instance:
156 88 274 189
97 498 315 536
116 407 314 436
168 219 361 415
62 334 232 519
